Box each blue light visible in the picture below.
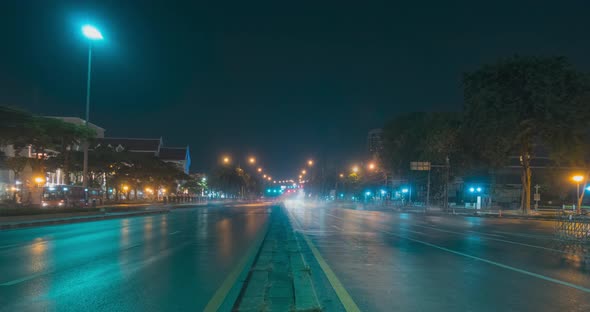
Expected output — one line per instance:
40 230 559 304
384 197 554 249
273 190 277 193
476 187 482 192
586 186 590 191
365 191 371 196
267 189 271 193
402 188 409 193
63 187 69 191
82 25 104 40
469 187 475 193
380 189 386 195
48 187 55 191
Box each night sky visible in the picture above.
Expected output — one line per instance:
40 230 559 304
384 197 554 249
1 1 589 178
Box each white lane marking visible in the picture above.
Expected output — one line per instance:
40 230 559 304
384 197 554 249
332 225 342 231
169 231 180 235
323 211 590 293
408 223 567 254
379 228 590 293
0 271 55 286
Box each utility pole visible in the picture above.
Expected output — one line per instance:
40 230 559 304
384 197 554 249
534 184 540 210
426 169 431 212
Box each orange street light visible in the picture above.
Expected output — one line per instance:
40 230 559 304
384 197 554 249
308 159 314 166
257 167 263 173
248 157 256 164
339 173 344 178
267 177 272 181
352 166 359 173
572 175 584 182
34 176 45 184
368 163 376 170
122 185 129 191
301 170 307 175
222 156 230 164
263 174 267 178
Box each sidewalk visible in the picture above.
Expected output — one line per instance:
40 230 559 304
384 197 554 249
0 202 209 230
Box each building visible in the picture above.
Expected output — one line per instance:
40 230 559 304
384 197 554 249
367 128 383 157
159 146 191 174
92 138 191 174
92 137 163 156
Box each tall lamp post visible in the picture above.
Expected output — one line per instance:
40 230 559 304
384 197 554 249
81 25 103 187
572 175 584 213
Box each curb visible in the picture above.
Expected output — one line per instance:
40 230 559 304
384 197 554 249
0 209 169 230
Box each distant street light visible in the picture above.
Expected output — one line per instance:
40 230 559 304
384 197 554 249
81 24 104 188
368 163 376 170
267 177 272 181
339 173 344 178
301 170 307 175
308 160 314 166
263 174 267 178
248 157 256 164
352 166 359 173
257 167 262 173
223 156 230 164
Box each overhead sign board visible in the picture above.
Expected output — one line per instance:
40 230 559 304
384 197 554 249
410 161 431 171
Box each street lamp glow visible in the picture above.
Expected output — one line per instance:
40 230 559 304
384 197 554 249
223 156 230 164
263 174 267 178
248 157 256 164
352 166 359 173
301 170 307 175
34 177 45 184
82 25 104 40
308 160 314 166
476 187 482 192
572 175 584 182
267 177 272 181
368 163 376 170
469 187 475 193
339 173 344 178
257 167 262 172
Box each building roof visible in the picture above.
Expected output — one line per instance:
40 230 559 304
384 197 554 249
159 147 188 161
94 137 162 152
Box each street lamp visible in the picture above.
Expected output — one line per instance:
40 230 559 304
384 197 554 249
301 170 307 175
222 156 231 164
308 160 314 166
352 166 359 173
368 163 376 170
248 157 256 165
81 25 103 188
257 167 263 173
572 175 584 212
339 173 344 178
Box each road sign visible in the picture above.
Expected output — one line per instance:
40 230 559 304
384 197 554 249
534 193 540 201
410 161 431 171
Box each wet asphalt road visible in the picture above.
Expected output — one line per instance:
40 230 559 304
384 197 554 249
285 200 590 312
0 204 269 312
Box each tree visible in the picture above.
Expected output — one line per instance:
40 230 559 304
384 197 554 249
463 56 588 214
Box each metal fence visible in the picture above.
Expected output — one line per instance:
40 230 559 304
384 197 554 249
555 213 590 243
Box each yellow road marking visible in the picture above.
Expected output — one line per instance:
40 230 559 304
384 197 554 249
287 207 361 312
203 220 269 312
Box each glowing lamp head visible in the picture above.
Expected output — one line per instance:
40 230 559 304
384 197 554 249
573 175 584 182
34 177 45 184
82 25 104 40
